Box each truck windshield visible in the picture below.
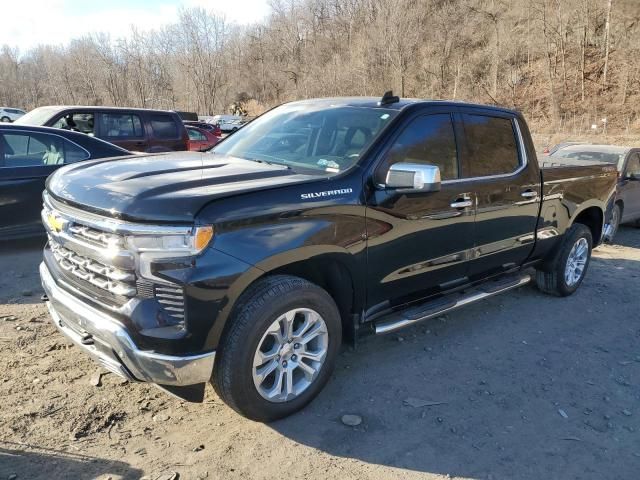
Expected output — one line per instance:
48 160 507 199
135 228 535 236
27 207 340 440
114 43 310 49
210 104 398 173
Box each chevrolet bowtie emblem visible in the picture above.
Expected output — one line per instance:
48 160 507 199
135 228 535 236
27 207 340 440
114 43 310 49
47 213 66 233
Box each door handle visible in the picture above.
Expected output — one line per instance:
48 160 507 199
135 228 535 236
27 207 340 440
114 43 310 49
521 190 538 199
450 199 473 209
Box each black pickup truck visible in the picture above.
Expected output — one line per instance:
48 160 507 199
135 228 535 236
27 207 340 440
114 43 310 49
40 95 617 421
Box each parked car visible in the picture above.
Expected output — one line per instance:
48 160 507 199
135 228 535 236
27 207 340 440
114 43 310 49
15 106 189 153
40 95 617 422
184 121 222 137
0 107 26 123
546 144 640 240
0 124 130 240
212 115 244 133
186 125 219 151
542 141 584 156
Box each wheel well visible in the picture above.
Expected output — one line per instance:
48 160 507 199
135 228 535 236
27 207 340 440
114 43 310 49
269 258 356 339
573 207 604 244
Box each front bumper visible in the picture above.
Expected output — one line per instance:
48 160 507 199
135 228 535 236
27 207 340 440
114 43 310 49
40 261 216 386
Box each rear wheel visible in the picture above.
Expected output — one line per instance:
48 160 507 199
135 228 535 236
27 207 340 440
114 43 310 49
212 275 341 422
535 224 593 297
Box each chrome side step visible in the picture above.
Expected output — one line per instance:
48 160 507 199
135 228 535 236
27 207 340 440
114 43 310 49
374 274 531 334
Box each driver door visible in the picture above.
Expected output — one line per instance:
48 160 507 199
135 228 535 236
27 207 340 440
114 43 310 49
365 110 477 313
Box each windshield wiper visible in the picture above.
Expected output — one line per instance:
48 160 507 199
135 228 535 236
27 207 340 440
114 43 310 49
243 155 291 169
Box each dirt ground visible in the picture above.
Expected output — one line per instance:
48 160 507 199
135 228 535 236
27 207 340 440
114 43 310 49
1 228 639 480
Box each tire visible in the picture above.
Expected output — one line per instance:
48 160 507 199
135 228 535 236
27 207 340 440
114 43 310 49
212 275 342 422
605 203 621 243
0 116 10 123
535 223 593 297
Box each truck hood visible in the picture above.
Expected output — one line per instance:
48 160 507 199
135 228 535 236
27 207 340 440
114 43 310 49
47 152 320 223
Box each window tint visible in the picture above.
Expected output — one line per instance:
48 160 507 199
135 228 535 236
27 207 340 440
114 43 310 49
379 114 458 180
100 113 143 138
462 114 520 177
52 112 95 135
0 132 89 167
151 115 179 139
626 153 640 177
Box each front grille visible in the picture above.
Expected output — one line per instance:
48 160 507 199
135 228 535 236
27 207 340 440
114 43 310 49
49 235 137 297
43 197 186 323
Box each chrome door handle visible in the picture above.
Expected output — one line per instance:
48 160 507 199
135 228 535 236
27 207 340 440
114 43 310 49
521 190 538 198
450 200 473 208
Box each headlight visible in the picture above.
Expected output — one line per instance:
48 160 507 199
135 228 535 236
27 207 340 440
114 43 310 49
126 226 214 284
125 226 214 255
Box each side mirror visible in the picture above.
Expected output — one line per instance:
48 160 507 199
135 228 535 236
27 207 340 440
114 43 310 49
384 163 441 192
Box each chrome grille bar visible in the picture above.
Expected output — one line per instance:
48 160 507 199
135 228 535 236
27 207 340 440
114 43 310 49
49 237 136 298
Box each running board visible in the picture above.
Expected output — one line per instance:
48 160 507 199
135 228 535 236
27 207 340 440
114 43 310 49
374 274 531 335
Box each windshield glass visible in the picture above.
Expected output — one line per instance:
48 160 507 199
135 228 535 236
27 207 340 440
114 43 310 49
549 147 626 168
211 103 398 173
14 107 60 126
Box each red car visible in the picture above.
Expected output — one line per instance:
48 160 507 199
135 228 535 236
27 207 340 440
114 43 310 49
186 125 219 151
184 121 222 137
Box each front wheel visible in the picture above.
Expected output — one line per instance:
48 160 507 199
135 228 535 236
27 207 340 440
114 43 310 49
535 223 593 297
0 116 10 123
212 275 342 422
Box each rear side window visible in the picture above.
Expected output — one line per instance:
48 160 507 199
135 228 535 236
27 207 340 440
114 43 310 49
0 132 89 167
100 113 143 138
462 114 520 177
188 129 206 141
151 115 179 139
379 114 458 181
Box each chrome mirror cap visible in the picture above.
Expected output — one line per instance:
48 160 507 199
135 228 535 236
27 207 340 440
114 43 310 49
385 163 441 192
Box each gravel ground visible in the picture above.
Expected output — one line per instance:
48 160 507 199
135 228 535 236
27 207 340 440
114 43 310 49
1 228 639 480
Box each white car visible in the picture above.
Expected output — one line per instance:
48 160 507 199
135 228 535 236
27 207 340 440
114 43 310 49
0 107 26 122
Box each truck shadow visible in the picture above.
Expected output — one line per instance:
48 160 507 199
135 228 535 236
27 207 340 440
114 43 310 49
269 250 640 479
0 443 143 480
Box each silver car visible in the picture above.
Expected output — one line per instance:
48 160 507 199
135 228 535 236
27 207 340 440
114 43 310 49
0 107 26 123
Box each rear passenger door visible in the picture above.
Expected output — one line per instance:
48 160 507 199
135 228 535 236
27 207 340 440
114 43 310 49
0 130 89 236
97 112 148 152
458 110 541 280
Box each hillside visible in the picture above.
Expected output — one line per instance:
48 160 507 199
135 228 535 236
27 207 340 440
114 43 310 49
1 0 638 135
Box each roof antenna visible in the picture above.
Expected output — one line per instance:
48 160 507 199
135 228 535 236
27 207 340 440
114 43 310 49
378 90 400 106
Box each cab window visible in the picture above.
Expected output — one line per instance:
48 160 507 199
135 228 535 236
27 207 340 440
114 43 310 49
377 114 459 182
461 114 520 177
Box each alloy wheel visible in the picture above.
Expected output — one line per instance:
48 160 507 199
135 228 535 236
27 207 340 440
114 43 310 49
565 237 589 286
252 308 329 403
